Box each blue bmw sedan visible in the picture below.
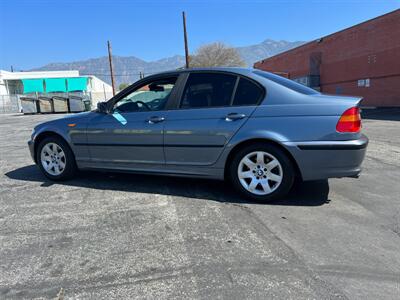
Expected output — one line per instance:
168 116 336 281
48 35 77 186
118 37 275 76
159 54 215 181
28 68 368 202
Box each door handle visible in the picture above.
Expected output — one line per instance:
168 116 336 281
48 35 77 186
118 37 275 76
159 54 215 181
225 113 246 121
147 116 165 124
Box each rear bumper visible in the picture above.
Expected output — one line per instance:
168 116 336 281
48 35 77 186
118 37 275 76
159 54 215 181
284 135 368 181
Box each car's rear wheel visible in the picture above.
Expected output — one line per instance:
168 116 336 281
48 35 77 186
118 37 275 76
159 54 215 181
36 136 77 180
229 143 295 202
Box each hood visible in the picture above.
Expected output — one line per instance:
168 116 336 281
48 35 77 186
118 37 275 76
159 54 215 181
60 111 94 121
34 111 95 131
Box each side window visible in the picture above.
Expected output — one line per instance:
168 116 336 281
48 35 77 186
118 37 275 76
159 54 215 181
232 78 263 106
114 76 177 113
180 73 236 109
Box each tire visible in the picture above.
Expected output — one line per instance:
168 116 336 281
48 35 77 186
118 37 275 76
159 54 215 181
36 136 77 181
229 143 295 202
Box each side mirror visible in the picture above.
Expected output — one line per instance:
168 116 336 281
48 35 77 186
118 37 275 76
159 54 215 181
97 102 109 114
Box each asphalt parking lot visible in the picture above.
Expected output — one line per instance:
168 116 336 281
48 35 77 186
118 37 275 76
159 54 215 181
0 110 399 299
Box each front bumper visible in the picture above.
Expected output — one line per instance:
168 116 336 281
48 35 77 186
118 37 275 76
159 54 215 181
28 140 36 163
284 135 368 181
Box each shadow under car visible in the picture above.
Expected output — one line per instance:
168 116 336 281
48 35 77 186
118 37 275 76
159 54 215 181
5 165 331 206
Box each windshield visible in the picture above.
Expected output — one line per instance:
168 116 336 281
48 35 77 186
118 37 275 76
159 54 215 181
253 70 319 95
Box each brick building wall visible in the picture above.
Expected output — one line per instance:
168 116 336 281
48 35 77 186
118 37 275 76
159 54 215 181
254 10 400 107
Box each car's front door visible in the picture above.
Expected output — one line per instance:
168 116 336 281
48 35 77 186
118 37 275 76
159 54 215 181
86 75 178 170
164 72 264 166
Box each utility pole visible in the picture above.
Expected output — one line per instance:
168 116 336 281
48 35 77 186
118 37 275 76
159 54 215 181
182 11 190 68
107 40 116 96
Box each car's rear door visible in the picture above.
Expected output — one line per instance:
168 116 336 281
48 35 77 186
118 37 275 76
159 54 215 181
164 72 264 166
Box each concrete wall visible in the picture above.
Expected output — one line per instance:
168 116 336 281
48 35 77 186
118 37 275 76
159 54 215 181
254 10 400 107
88 76 113 107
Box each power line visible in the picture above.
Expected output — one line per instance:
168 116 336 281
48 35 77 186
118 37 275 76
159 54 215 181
81 72 157 76
79 68 171 72
79 67 154 71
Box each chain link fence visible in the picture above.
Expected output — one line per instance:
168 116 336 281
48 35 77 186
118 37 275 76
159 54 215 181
0 95 21 113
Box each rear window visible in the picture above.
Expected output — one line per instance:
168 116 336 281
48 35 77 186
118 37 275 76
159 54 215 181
232 78 263 106
180 73 236 108
253 70 319 95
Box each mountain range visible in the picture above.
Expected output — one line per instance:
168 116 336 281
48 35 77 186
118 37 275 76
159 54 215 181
31 39 305 86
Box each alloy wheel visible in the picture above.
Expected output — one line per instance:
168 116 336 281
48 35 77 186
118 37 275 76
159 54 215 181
40 142 66 176
237 151 283 195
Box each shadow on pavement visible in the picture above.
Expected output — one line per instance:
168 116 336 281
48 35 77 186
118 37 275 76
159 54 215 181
362 107 400 121
5 165 330 206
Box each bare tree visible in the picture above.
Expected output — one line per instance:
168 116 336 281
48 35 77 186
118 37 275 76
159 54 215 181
190 42 246 68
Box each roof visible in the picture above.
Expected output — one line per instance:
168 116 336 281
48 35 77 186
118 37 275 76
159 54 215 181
0 70 80 80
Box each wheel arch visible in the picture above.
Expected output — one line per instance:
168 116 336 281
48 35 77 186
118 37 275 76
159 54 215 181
224 138 302 181
34 131 73 164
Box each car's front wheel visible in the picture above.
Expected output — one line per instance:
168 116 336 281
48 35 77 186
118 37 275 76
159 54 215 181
36 136 77 180
229 143 295 202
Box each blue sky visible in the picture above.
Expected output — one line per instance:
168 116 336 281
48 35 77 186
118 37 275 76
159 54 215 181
0 0 399 70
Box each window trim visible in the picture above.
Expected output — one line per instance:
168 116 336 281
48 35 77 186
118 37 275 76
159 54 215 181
229 76 240 105
231 76 265 107
106 73 181 113
175 70 266 110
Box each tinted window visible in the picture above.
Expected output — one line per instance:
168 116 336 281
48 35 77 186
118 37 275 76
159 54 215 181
114 77 177 112
254 70 319 95
233 78 263 106
180 73 236 108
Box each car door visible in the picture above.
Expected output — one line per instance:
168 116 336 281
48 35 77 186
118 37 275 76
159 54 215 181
86 75 178 170
164 72 264 166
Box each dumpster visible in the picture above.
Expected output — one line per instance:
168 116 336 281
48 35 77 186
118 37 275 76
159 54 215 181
68 95 84 112
52 96 69 113
83 100 91 111
38 96 53 113
20 97 39 114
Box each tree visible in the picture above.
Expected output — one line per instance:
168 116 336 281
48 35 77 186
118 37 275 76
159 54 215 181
118 83 129 91
190 42 246 68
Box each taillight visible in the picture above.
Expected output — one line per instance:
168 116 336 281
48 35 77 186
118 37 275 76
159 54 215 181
336 107 361 133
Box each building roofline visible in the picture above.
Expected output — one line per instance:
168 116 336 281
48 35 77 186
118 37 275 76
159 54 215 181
0 70 112 88
0 69 81 80
254 8 400 65
0 69 79 75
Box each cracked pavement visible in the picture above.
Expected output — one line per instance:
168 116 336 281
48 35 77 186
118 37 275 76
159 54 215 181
0 112 399 299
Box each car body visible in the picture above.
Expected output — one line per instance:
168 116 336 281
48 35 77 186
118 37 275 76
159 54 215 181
28 68 368 201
